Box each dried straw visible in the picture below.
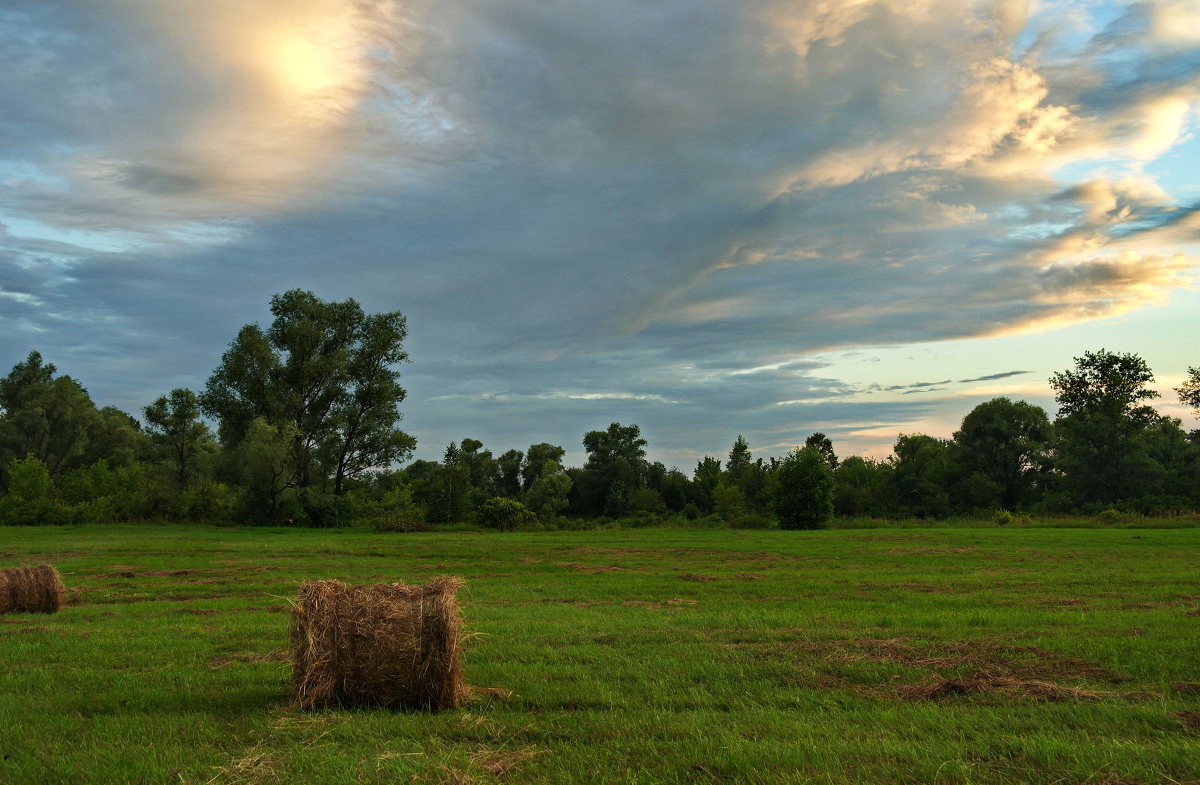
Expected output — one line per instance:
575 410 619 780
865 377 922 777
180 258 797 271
290 576 468 711
0 564 64 614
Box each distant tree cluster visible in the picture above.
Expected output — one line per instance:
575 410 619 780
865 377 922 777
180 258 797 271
2 295 1198 530
0 290 414 527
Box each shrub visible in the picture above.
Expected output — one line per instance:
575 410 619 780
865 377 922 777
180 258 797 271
475 497 537 531
729 513 777 530
991 509 1031 527
1095 508 1142 527
369 511 430 533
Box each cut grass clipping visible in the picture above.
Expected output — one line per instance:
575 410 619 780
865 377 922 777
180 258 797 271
290 575 469 711
0 564 64 614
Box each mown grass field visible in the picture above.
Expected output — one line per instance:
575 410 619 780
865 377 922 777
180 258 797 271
1 524 1198 785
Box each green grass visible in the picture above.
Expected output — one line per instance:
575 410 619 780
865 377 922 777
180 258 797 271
1 524 1198 784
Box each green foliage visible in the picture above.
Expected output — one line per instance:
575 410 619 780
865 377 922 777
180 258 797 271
577 422 647 516
1051 350 1164 505
953 397 1051 509
369 511 429 533
711 481 746 520
235 418 301 525
891 434 954 518
0 455 112 525
773 445 835 529
144 388 213 490
1177 366 1200 415
475 496 537 531
0 352 142 486
1094 508 1143 527
833 456 896 517
991 508 1031 526
804 432 839 470
523 470 572 521
200 290 414 525
728 512 777 529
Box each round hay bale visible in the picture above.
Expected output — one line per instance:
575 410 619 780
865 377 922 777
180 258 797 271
0 564 64 614
290 576 469 711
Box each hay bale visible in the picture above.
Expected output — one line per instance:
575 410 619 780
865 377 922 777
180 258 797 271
290 575 468 711
0 564 64 614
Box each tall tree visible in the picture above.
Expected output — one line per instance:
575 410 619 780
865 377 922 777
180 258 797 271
774 446 835 529
496 449 524 498
726 436 752 476
520 443 566 491
1050 349 1160 505
891 434 955 517
200 290 414 525
578 422 648 516
0 351 99 484
953 398 1051 509
144 388 211 490
804 432 839 470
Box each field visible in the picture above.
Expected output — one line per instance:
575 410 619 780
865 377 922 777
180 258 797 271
1 525 1198 785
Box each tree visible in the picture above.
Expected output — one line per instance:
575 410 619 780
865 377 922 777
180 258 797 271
773 446 835 529
0 455 53 524
235 418 300 524
1178 367 1200 416
1049 349 1161 505
429 442 472 524
804 432 839 470
891 434 954 517
952 398 1051 509
144 388 212 490
833 456 895 517
524 470 572 520
521 443 566 491
692 456 722 511
577 423 647 515
0 351 100 485
724 435 768 511
726 436 752 476
496 449 524 498
201 290 414 525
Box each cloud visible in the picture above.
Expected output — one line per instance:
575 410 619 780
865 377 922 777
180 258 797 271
0 0 1197 464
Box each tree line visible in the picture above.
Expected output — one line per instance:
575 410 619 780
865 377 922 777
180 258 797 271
1 290 1198 528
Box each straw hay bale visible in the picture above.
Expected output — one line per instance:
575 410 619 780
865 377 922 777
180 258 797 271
290 575 469 711
0 564 64 614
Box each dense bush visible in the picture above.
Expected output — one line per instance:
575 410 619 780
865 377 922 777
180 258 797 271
475 497 537 531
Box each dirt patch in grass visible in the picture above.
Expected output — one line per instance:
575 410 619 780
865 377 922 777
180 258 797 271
861 582 952 594
730 634 1130 699
678 573 719 582
1171 682 1200 695
886 546 976 556
1175 710 1200 731
558 562 632 574
98 569 205 578
570 546 809 563
897 676 1106 702
842 637 1128 682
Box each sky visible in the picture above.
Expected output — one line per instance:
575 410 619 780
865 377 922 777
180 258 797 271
1 0 1198 469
